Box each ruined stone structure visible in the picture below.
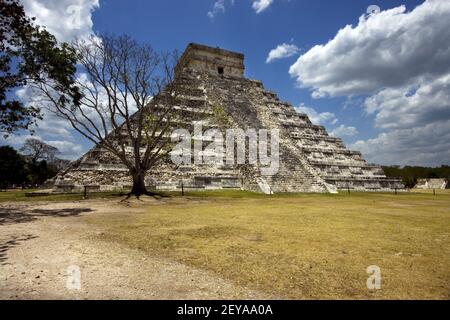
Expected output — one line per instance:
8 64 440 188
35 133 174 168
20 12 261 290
414 178 448 190
54 43 403 193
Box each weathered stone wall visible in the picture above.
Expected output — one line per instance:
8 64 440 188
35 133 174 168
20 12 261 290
54 43 403 193
176 43 244 78
414 178 448 189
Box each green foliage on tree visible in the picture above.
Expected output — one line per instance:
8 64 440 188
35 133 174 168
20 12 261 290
0 0 80 135
19 138 60 185
25 159 58 186
0 145 27 187
0 141 64 188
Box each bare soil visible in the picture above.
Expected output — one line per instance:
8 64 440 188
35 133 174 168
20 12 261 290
0 199 272 300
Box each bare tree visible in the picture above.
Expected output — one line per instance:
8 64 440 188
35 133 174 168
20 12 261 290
33 34 179 197
20 138 60 163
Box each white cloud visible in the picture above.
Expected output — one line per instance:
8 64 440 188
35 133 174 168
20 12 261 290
207 0 226 19
295 104 337 125
21 0 99 42
289 0 450 166
0 1 101 159
1 85 89 160
46 140 84 159
1 130 86 160
252 0 274 14
352 73 450 165
207 0 273 18
330 125 358 137
289 0 450 98
266 43 300 63
364 74 450 130
15 88 74 139
3 69 141 160
350 120 450 166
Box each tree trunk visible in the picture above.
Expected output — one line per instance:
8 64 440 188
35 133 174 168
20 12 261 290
130 171 148 197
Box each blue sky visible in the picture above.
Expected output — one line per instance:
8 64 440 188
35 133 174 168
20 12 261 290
2 0 449 166
91 0 420 142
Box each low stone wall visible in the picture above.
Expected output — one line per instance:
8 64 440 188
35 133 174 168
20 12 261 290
53 169 243 193
415 179 448 190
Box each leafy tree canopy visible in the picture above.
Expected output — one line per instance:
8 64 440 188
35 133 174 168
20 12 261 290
0 142 64 187
0 145 26 185
0 0 80 135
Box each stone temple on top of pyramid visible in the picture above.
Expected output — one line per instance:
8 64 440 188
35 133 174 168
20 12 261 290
53 43 403 194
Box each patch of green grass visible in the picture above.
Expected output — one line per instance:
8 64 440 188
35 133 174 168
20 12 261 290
87 190 450 299
2 188 448 203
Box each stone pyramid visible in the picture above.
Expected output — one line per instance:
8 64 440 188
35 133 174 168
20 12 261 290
54 43 403 193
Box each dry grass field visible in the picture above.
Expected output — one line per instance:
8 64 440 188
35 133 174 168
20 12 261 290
1 189 449 299
84 190 450 299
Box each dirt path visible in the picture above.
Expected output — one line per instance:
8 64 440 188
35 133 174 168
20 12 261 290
0 199 270 299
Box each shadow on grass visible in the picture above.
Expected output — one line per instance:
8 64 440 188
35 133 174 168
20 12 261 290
0 189 179 203
0 207 93 226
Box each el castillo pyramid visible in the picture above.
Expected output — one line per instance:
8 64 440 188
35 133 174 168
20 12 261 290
53 43 403 193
